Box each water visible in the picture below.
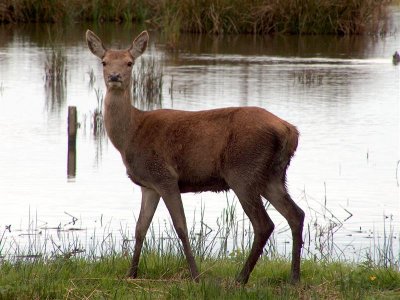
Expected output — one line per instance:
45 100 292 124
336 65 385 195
0 16 399 262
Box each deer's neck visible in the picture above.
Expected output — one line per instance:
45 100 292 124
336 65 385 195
103 88 138 152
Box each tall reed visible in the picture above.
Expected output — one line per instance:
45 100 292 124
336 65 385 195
44 47 67 112
0 0 392 35
131 57 163 110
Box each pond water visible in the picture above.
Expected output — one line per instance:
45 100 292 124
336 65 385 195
0 11 399 263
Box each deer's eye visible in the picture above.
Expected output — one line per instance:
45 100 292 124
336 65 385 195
101 61 106 66
127 61 133 67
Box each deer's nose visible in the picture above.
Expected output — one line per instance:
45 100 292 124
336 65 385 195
108 73 121 82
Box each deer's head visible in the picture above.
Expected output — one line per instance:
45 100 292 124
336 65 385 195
86 30 149 91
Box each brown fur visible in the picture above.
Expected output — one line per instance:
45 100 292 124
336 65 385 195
124 107 298 194
86 29 304 284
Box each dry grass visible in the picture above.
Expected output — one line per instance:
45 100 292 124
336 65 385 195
0 0 393 35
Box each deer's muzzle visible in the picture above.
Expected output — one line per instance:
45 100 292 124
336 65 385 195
108 74 122 82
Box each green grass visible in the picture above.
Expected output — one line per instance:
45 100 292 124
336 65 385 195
0 196 398 299
0 254 399 299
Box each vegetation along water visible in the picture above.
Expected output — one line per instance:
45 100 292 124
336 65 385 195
0 1 399 299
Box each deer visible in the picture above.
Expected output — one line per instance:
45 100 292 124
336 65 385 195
85 29 305 285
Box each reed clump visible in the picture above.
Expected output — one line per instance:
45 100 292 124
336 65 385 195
44 48 67 83
44 47 67 111
131 57 163 110
0 0 393 35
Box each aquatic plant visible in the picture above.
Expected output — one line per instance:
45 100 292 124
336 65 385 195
87 68 96 89
92 88 104 137
0 0 392 35
131 57 163 110
44 48 67 83
293 69 324 86
44 47 67 112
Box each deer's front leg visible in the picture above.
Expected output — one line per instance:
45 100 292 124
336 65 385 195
161 187 200 282
128 187 160 278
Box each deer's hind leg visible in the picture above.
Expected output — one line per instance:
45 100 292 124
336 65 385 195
231 186 275 284
262 179 304 283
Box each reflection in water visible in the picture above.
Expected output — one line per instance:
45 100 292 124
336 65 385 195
44 47 67 113
92 88 106 168
167 33 385 60
293 69 324 86
92 88 104 137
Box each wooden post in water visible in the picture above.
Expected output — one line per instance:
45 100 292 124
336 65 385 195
67 106 77 177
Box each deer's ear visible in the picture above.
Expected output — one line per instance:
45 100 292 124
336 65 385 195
86 30 106 59
129 31 149 59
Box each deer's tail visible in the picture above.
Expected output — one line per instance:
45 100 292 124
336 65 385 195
272 123 299 178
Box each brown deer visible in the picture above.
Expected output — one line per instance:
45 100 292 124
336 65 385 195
86 29 304 284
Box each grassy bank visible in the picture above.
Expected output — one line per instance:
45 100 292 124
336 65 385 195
0 192 398 299
0 253 399 299
0 205 398 299
0 0 393 35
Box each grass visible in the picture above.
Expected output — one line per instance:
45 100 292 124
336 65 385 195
0 0 394 35
0 254 399 299
0 192 398 299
